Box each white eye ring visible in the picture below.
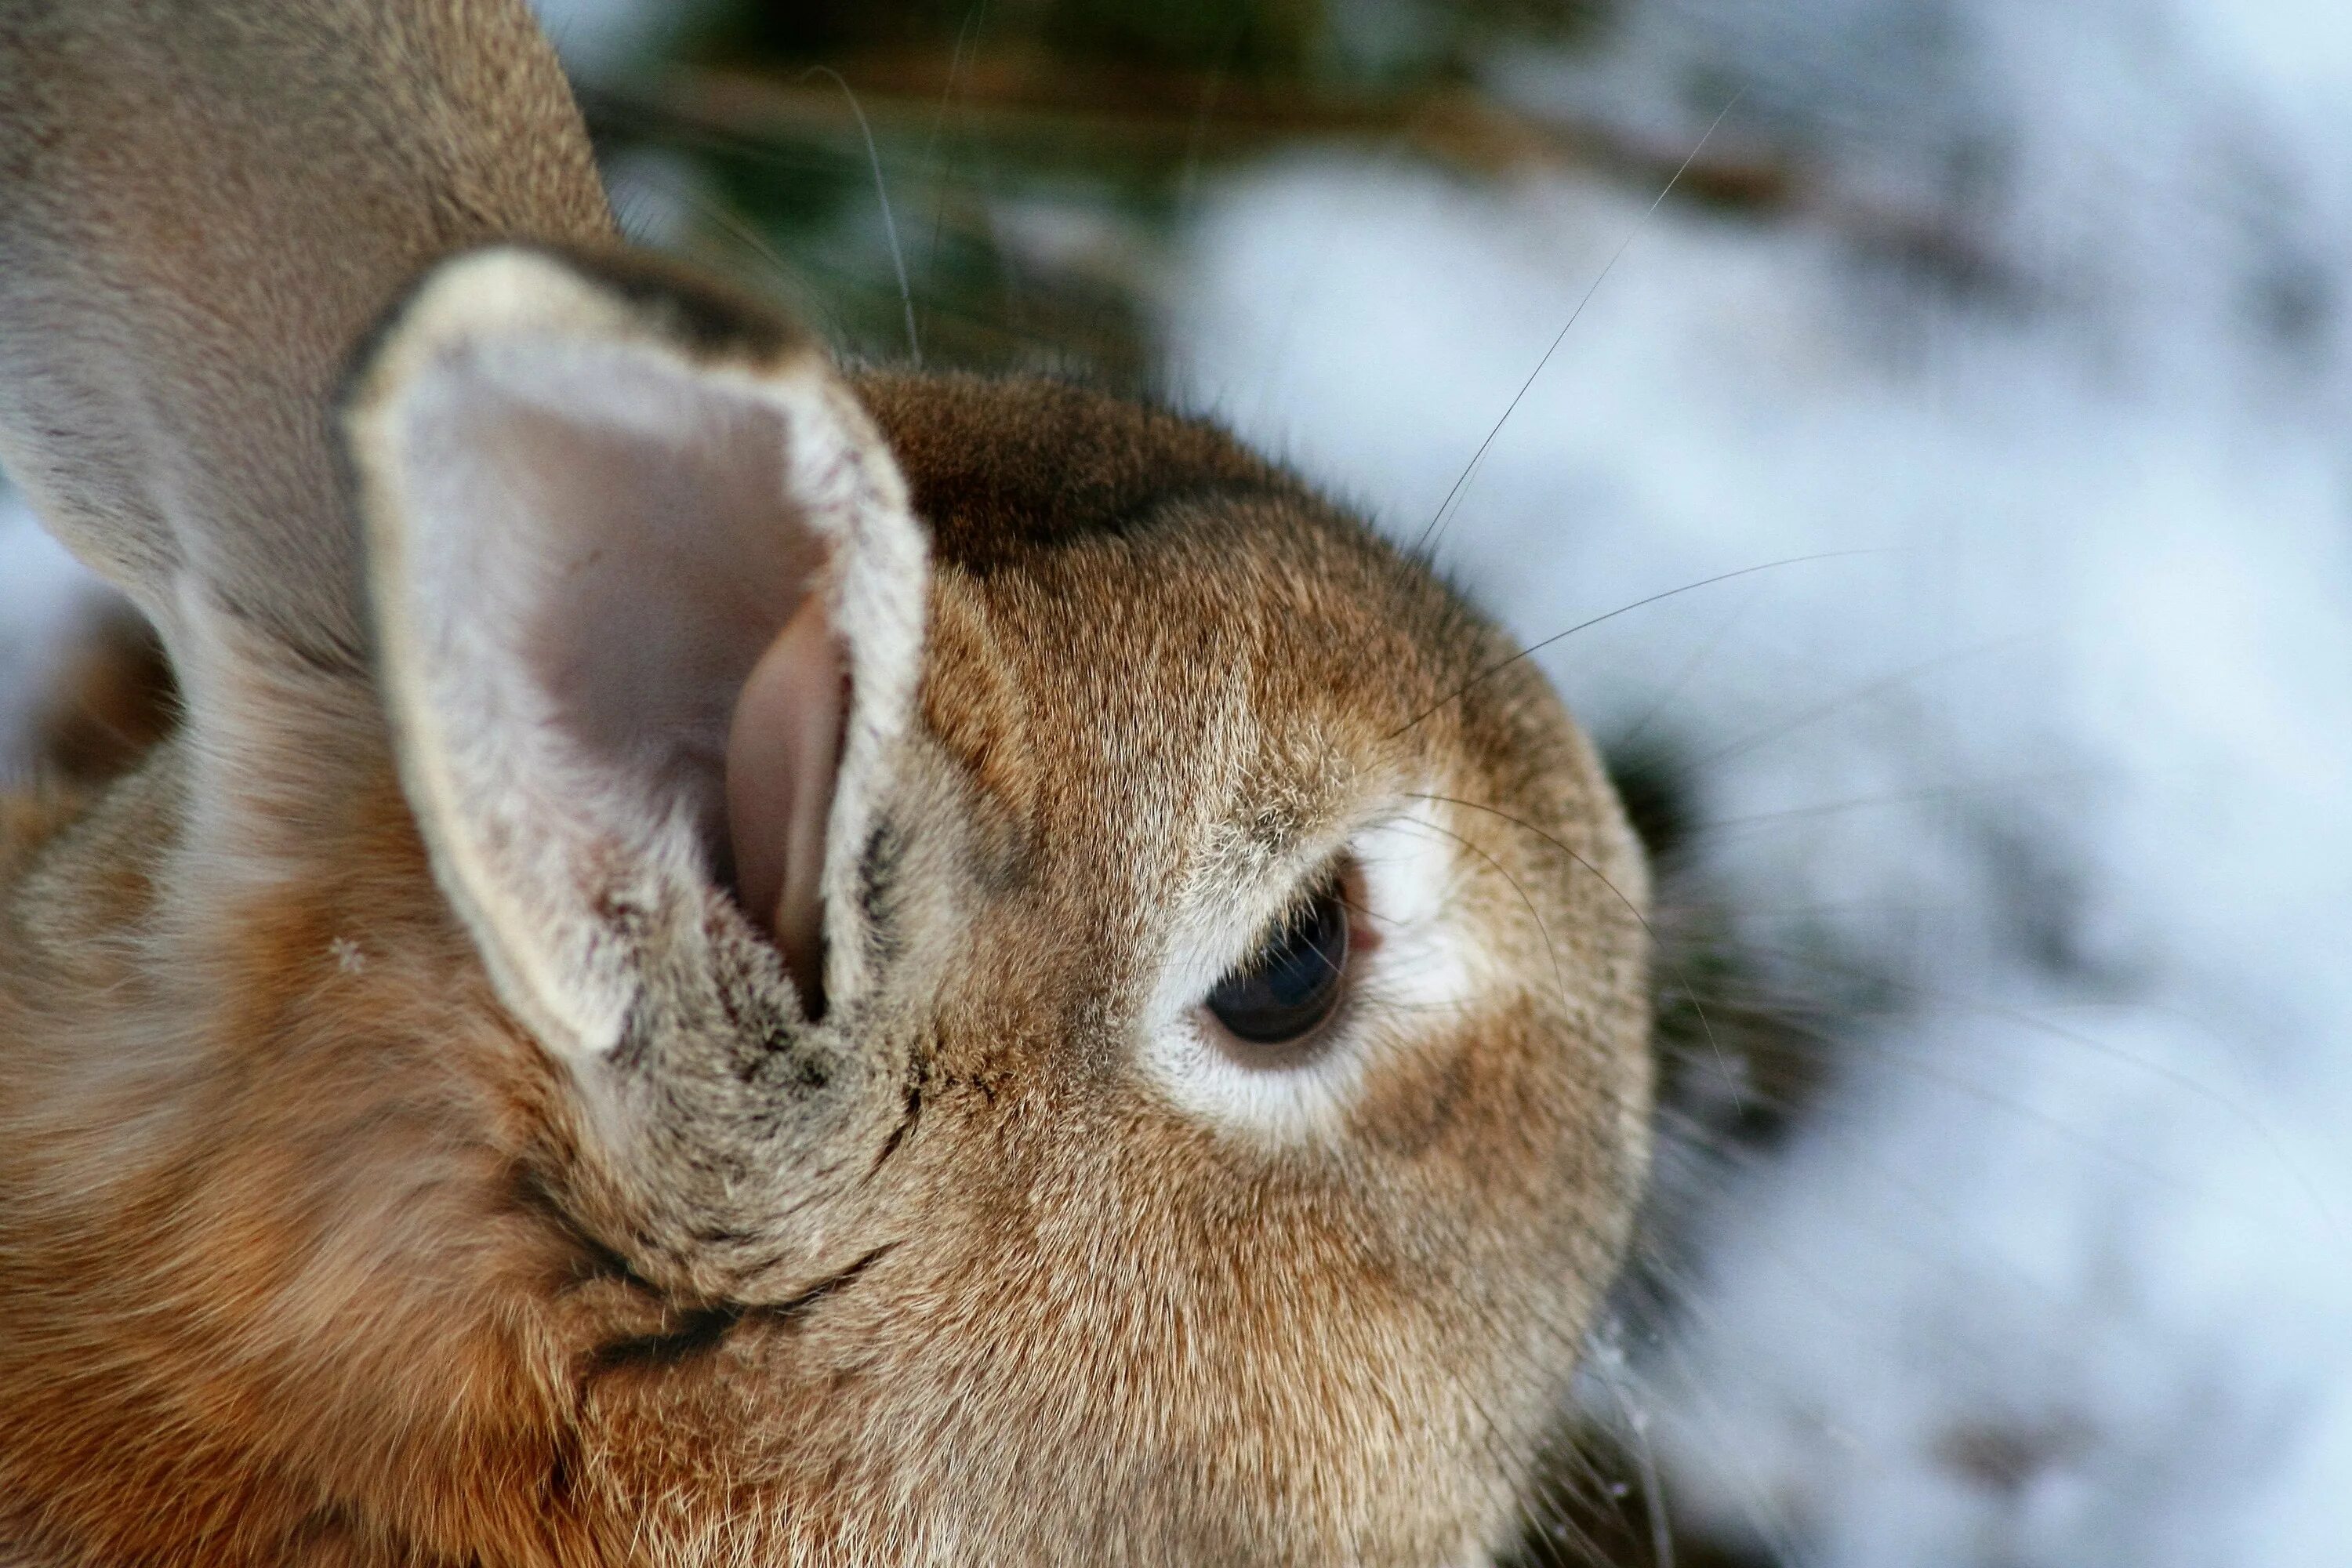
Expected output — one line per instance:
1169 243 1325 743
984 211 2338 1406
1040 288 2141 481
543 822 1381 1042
1139 802 1473 1145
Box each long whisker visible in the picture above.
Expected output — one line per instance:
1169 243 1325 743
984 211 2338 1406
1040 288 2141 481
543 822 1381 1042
1410 792 1744 1123
1611 579 1769 752
1584 1328 1678 1568
1678 767 2094 840
1682 631 2034 772
1673 919 2352 1258
1384 551 1885 744
799 66 922 365
917 0 993 292
1621 1272 1821 1568
1415 91 1744 558
1365 815 1575 1030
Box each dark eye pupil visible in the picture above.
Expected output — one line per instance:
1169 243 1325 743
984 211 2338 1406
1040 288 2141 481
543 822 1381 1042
1206 885 1349 1051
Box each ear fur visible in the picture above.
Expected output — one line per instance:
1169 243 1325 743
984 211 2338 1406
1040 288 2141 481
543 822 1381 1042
345 244 929 1062
340 245 931 1298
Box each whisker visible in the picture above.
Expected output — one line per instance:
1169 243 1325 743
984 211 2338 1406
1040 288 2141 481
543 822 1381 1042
798 66 922 365
1898 992 2352 1259
1670 924 2352 1258
1415 91 1743 559
1676 768 2095 840
1356 818 1502 920
1615 1282 1820 1568
1385 551 1886 744
1367 815 1574 1018
1610 578 1769 753
917 0 993 292
670 179 862 342
1681 631 2036 772
1409 792 1744 1124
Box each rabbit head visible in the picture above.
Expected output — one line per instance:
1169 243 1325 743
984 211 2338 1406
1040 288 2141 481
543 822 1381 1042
0 4 1651 1566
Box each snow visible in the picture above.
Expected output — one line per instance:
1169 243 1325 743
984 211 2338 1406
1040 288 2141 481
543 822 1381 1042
1166 0 2352 1561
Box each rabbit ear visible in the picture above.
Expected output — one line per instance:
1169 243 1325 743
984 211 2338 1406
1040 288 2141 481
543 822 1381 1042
344 245 928 1062
0 0 608 837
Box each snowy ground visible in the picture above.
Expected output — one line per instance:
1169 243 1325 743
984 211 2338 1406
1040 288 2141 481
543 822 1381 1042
6 0 2350 1562
1167 1 2352 1563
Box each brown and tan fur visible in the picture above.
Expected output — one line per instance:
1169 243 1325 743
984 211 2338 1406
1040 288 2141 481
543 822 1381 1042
0 3 1651 1565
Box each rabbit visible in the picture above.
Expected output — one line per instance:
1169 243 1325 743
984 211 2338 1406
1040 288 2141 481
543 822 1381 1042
0 1 1653 1563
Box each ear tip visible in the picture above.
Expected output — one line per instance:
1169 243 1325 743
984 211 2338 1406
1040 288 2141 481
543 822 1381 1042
339 245 622 422
343 242 824 420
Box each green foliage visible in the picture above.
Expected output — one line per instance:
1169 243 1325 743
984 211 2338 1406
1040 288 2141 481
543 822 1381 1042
588 0 1617 376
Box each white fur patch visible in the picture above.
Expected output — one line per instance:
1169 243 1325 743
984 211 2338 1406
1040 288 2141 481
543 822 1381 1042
1138 797 1475 1145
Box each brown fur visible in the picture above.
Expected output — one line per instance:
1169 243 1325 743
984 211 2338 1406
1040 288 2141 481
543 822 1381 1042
0 4 1652 1564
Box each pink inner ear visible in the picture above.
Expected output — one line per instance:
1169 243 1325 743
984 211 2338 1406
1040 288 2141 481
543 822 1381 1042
726 591 846 1009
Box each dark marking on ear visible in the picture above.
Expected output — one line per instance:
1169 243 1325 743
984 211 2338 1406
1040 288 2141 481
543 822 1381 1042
533 241 812 365
857 816 906 966
339 240 817 431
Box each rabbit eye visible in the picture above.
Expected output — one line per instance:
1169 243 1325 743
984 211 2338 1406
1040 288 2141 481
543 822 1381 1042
1204 879 1350 1062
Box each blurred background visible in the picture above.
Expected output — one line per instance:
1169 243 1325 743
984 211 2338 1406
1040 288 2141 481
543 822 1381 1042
5 0 2351 1562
